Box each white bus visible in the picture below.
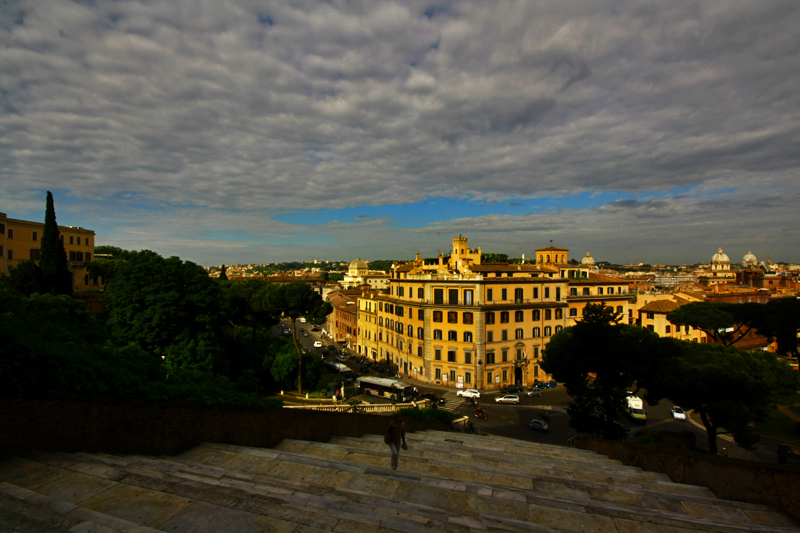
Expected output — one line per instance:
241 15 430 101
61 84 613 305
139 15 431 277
356 376 417 402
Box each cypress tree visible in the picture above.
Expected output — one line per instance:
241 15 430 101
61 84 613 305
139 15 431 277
40 191 73 295
219 265 228 281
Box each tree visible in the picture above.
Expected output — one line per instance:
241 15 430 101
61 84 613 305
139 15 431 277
266 282 332 394
0 260 44 296
219 265 228 281
481 253 509 263
39 191 72 295
749 298 800 357
104 251 227 371
542 303 659 440
667 301 760 347
645 340 799 453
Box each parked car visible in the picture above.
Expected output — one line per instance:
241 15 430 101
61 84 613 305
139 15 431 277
495 395 520 404
419 393 447 405
543 380 558 389
313 341 323 348
500 385 523 394
336 355 347 363
529 419 549 432
526 388 543 397
457 389 481 399
671 406 686 420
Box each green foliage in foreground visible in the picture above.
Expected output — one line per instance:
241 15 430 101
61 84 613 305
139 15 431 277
0 290 279 409
398 407 457 425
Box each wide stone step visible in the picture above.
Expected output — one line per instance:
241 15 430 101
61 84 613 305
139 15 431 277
199 441 798 532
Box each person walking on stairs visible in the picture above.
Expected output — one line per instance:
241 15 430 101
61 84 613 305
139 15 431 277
385 413 407 470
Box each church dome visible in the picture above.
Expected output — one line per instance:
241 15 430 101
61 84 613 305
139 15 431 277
581 251 595 266
711 247 730 271
348 258 368 275
742 250 757 268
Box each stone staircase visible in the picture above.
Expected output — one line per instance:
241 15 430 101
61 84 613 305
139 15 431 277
1 430 797 532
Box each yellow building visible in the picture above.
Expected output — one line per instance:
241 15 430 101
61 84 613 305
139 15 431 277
362 237 570 390
567 274 632 325
0 211 97 292
634 293 708 343
356 288 380 360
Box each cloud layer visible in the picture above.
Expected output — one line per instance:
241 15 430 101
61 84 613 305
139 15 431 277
1 0 798 264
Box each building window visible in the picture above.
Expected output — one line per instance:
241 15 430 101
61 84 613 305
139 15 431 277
502 369 508 382
598 287 604 295
435 349 442 361
69 236 74 245
555 287 561 301
570 288 577 296
532 309 540 321
545 309 552 320
544 326 552 337
465 372 472 384
448 351 456 362
608 287 615 295
8 229 14 239
533 346 540 359
616 305 623 314
417 287 424 299
418 309 424 320
464 289 474 305
85 252 91 261
514 288 523 303
396 306 404 317
434 289 444 304
379 317 383 327
487 331 494 342
486 312 495 324
463 312 473 324
515 328 523 339
555 326 562 333
500 311 509 323
447 311 458 323
434 329 442 340
532 327 540 337
666 325 671 334
435 368 442 379
450 370 456 382
544 287 550 299
569 308 577 317
448 330 457 341
433 311 443 322
418 346 423 357
464 331 473 342
501 288 508 300
555 309 563 319
398 286 404 297
501 330 508 341
7 249 12 260
502 350 508 363
32 231 38 241
583 287 590 296
407 325 413 336
486 352 495 365
379 302 383 311
515 310 524 322
487 288 493 301
533 287 539 299
647 312 654 319
417 327 424 339
398 340 403 351
449 289 458 305
487 371 493 384
29 248 40 261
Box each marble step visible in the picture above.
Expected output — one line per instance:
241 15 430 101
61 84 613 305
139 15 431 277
16 451 538 533
0 480 163 533
275 438 746 515
196 442 798 532
331 434 666 483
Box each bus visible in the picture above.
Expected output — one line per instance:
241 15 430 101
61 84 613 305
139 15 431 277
356 376 417 402
323 361 356 381
626 395 647 423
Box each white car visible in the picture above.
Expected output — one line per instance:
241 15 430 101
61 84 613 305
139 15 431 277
495 395 520 404
457 389 481 399
671 406 686 420
313 341 323 348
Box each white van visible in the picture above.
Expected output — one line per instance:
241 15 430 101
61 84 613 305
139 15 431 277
626 396 647 423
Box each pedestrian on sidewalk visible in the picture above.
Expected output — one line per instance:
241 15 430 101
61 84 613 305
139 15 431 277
385 412 407 470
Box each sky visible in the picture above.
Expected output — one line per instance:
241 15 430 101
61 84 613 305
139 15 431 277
1 0 799 267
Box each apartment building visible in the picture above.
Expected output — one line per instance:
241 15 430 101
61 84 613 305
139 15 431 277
0 212 96 292
361 236 571 389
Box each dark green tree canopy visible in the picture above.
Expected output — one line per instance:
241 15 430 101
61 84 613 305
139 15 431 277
218 265 228 281
39 191 72 296
0 260 44 296
666 301 761 346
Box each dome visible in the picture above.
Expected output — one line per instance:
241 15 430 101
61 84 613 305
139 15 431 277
711 247 731 271
742 250 757 268
581 251 595 266
348 258 368 275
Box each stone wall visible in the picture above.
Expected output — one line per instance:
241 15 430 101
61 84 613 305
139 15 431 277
0 398 446 459
576 436 800 523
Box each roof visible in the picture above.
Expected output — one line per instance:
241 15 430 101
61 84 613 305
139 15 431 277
535 246 569 252
638 300 683 314
470 264 542 273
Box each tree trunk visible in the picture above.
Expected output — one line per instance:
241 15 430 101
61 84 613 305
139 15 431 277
290 316 303 394
699 410 718 454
